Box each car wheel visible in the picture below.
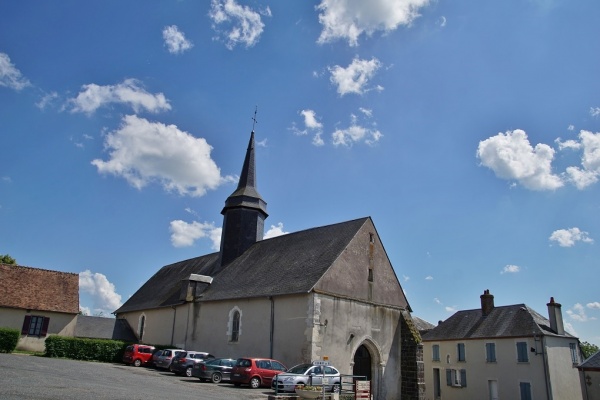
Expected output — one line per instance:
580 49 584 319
211 372 222 384
185 367 193 377
133 359 142 367
332 383 341 393
250 377 261 389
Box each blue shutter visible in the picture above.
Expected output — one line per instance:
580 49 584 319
520 382 532 400
460 369 467 387
446 369 452 386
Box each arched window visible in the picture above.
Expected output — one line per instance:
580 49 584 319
228 307 242 342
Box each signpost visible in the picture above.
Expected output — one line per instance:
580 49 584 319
311 358 330 400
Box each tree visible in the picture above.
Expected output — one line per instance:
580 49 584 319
581 341 600 359
0 254 16 265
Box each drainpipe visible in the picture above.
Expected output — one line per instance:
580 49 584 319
541 336 552 400
171 306 177 346
269 296 275 359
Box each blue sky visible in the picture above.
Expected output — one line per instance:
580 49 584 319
1 0 599 344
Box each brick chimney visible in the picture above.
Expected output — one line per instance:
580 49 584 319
480 289 494 317
547 297 565 335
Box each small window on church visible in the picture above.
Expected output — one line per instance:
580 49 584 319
368 268 373 282
369 233 375 243
139 315 146 341
232 311 240 342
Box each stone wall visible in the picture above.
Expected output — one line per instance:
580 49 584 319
400 311 425 400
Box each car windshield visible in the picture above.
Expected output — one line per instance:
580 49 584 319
287 364 312 374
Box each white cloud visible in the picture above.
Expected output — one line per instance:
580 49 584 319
587 302 600 309
68 79 171 114
549 227 594 247
564 130 600 189
291 109 325 147
92 115 232 196
476 129 564 191
35 91 59 110
425 275 433 280
500 264 520 274
332 121 382 147
0 52 31 91
437 16 447 27
434 297 441 304
555 137 581 151
170 220 221 250
162 25 194 54
445 306 457 312
564 322 578 337
329 57 382 96
316 0 430 46
566 303 596 322
590 107 600 117
402 274 410 281
79 270 122 315
264 222 289 239
208 0 270 50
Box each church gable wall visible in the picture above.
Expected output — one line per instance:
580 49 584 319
315 219 407 308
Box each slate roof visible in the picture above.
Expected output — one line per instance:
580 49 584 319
579 350 600 371
0 264 79 314
75 315 137 342
115 217 370 314
422 304 575 341
412 316 436 334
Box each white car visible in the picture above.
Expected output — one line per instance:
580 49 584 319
271 363 341 393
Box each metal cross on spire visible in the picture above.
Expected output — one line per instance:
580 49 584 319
251 106 258 132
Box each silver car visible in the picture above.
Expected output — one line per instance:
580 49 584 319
271 364 341 393
154 349 185 370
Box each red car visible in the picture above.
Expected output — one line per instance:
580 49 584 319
122 344 156 367
231 357 287 389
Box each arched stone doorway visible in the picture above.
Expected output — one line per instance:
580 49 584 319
353 344 372 380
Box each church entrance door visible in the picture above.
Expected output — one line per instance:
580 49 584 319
352 344 372 380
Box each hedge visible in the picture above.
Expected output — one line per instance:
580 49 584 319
0 328 20 353
45 336 127 362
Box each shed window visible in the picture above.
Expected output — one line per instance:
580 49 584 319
21 315 49 337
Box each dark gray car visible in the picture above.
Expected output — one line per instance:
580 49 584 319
192 358 236 383
170 351 215 377
155 349 185 370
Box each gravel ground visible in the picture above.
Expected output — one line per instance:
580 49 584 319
0 353 271 400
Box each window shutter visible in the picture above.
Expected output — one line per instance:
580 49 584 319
460 369 467 387
446 369 452 386
21 315 31 335
40 317 50 336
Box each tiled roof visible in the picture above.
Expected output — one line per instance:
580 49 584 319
422 304 575 341
74 315 137 342
115 217 370 313
579 350 600 370
0 264 79 314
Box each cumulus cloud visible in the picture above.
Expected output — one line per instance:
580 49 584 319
208 0 271 49
163 25 194 54
67 79 171 114
566 303 596 322
563 131 600 189
92 115 233 196
402 275 410 281
79 270 122 315
170 220 221 249
590 107 600 117
316 0 430 46
500 264 520 274
587 302 600 309
549 227 593 247
332 112 382 147
564 322 578 337
476 129 563 190
425 275 433 280
264 222 289 239
36 91 59 110
290 109 324 147
0 52 31 90
329 57 382 96
445 306 457 312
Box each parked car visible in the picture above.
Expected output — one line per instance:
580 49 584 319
170 351 215 377
192 358 236 383
122 344 156 367
151 349 164 367
271 363 341 393
154 349 185 370
230 358 287 389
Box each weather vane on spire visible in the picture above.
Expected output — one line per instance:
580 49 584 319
251 106 258 132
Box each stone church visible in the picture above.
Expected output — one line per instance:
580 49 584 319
115 128 424 399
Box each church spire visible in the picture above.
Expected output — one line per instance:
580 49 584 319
218 115 268 267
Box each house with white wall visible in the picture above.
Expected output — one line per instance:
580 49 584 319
422 290 583 400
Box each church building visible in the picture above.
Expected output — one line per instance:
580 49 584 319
115 128 424 400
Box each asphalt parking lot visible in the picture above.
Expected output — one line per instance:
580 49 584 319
0 353 271 400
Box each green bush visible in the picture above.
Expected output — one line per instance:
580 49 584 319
0 328 20 353
45 336 127 362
